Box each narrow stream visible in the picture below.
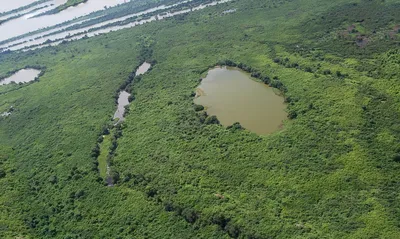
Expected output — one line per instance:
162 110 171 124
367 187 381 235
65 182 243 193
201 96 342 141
113 62 151 123
100 62 151 185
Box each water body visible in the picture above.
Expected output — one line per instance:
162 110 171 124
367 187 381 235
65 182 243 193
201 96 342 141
0 0 128 42
0 68 41 85
7 0 232 51
113 62 151 122
0 0 38 12
113 90 131 122
194 67 287 135
136 62 151 76
1 112 11 117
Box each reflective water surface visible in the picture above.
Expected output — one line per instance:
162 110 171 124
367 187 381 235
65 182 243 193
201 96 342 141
113 62 151 122
0 0 128 42
0 68 41 85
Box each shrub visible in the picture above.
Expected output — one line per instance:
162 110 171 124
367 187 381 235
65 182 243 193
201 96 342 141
205 115 220 125
262 76 271 84
225 223 240 238
194 104 204 112
288 110 298 119
181 208 198 223
0 169 5 178
227 122 243 131
304 67 313 73
393 154 400 163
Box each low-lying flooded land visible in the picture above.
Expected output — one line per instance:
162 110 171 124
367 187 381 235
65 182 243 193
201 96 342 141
0 0 233 52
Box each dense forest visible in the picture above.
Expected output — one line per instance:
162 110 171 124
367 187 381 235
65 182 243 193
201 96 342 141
0 0 399 238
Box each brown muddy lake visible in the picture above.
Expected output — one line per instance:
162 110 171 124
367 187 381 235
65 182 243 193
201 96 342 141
194 66 287 135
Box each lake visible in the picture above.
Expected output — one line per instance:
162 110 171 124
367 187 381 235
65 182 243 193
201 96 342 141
194 66 287 135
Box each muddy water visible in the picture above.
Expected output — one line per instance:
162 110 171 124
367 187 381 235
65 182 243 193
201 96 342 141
0 69 41 85
194 67 287 135
113 90 130 122
0 0 128 42
113 62 151 123
136 62 151 75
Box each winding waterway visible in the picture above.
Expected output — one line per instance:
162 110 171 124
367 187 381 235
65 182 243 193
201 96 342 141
99 62 151 185
194 67 287 135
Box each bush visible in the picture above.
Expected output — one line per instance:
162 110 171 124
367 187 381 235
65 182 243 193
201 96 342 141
205 115 220 125
128 95 135 102
304 67 313 73
288 110 298 119
393 154 400 163
225 223 240 238
251 72 261 78
227 122 243 131
211 214 229 228
194 104 204 112
0 169 5 178
181 208 198 223
262 76 271 84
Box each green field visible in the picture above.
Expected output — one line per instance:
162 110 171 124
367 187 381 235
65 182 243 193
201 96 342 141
1 0 400 238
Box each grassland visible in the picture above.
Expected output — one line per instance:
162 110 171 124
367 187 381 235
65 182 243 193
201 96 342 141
0 0 399 238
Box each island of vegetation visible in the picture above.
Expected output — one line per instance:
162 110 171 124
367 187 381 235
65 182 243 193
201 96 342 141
34 0 89 17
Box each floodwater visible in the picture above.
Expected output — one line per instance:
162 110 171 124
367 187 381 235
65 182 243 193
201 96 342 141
0 0 129 42
0 69 41 85
0 0 37 12
5 0 233 51
194 67 287 135
113 62 151 122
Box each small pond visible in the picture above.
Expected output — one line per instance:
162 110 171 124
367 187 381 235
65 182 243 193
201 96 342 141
135 62 151 76
0 68 41 86
194 66 287 135
113 62 151 123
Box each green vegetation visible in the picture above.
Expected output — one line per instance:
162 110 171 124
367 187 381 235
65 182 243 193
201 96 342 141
1 0 179 50
1 0 400 238
97 135 111 178
55 0 88 13
0 5 50 26
43 0 89 15
0 0 51 18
